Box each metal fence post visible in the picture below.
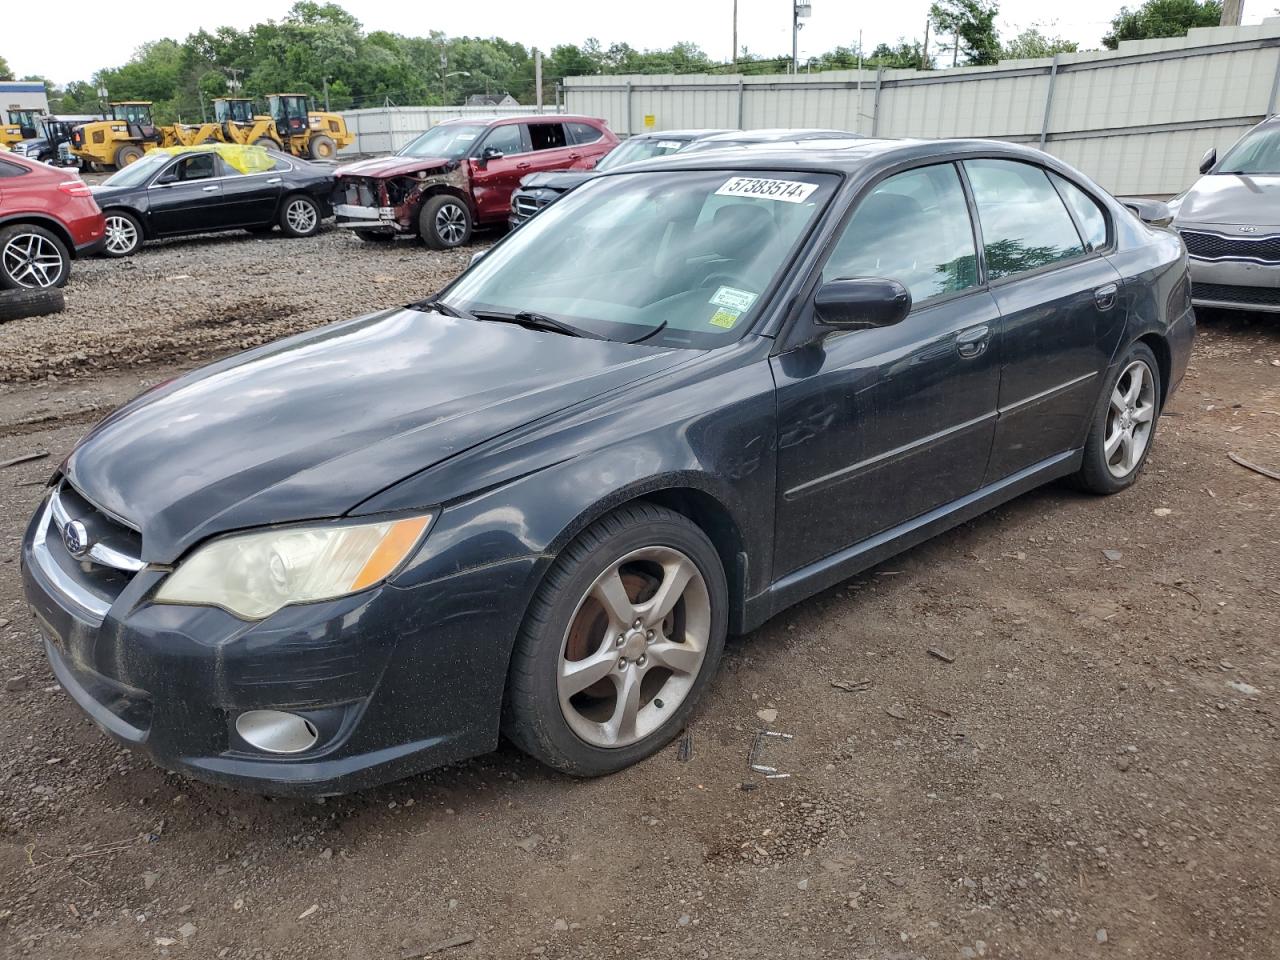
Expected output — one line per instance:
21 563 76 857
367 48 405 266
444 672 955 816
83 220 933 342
871 68 884 137
737 79 745 129
625 81 633 136
1268 48 1280 116
1040 54 1060 149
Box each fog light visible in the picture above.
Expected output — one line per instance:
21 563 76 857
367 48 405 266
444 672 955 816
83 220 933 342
235 710 319 754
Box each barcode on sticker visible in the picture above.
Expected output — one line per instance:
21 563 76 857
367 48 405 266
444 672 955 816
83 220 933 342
715 177 819 204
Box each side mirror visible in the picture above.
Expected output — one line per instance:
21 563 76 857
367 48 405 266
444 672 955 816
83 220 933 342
1122 198 1173 228
154 173 177 186
482 146 504 161
814 278 912 330
1198 147 1217 175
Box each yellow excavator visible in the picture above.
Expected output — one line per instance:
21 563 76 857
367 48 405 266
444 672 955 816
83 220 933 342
215 94 352 160
69 102 165 169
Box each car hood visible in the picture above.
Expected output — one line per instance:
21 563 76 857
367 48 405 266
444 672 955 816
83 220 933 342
64 308 687 563
519 170 599 192
16 137 49 150
336 155 456 179
1172 173 1280 226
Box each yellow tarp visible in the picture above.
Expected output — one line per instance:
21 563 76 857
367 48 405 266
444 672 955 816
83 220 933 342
153 143 275 174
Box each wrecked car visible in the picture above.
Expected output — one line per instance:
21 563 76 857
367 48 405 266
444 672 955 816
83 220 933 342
332 115 617 248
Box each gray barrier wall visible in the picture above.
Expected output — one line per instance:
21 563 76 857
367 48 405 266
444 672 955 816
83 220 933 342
340 105 561 155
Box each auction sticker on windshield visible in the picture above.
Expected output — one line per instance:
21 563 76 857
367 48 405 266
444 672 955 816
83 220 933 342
710 286 758 312
715 176 819 204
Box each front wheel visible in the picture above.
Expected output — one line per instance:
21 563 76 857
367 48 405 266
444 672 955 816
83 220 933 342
1073 342 1162 494
102 211 143 258
503 503 728 776
418 195 472 249
279 195 321 238
308 134 337 160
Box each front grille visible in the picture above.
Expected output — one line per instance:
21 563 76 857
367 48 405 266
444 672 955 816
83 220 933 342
12 143 27 156
1181 229 1280 263
1192 282 1280 307
512 192 553 222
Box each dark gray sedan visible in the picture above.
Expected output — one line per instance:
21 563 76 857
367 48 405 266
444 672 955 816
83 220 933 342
21 138 1192 795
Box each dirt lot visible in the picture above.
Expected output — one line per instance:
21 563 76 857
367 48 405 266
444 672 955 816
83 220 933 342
0 225 1277 960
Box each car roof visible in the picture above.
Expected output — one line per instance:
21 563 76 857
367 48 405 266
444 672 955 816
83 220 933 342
695 128 857 144
437 114 605 127
630 128 737 141
616 136 1080 178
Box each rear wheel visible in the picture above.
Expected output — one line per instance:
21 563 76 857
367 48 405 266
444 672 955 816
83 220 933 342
0 224 70 290
419 194 472 249
1073 342 1162 494
308 134 337 160
102 211 142 258
253 137 277 150
279 195 321 238
114 143 144 167
503 503 728 776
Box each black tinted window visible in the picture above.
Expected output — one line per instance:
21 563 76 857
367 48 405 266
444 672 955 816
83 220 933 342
481 124 524 156
568 122 603 145
177 154 218 181
0 158 28 178
825 164 979 304
964 159 1084 279
1050 172 1108 251
528 123 568 151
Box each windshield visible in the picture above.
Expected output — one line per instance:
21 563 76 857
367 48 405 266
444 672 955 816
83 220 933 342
398 124 489 160
100 152 169 188
443 168 839 349
596 137 691 172
1218 124 1280 175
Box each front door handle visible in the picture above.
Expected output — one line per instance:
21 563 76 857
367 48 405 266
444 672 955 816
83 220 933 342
201 185 218 192
567 153 581 160
516 161 531 170
266 177 282 184
956 324 991 359
1094 283 1118 311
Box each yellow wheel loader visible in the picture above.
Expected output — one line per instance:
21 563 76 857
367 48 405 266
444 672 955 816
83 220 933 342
1 109 41 149
69 102 167 170
214 94 353 160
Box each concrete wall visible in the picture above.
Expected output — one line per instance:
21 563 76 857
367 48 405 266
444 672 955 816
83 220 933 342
340 105 561 155
563 18 1280 196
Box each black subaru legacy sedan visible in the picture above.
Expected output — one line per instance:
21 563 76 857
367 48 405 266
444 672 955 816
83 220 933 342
21 138 1194 796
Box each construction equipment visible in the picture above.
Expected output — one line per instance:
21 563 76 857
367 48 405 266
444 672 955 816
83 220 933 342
69 102 165 170
209 95 350 159
1 109 41 149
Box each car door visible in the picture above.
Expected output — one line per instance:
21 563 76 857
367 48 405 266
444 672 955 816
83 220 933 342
771 162 1002 576
961 158 1126 482
147 153 225 236
526 120 581 173
217 155 289 227
468 122 530 222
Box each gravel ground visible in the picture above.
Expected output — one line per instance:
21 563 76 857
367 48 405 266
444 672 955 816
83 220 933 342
0 227 1277 960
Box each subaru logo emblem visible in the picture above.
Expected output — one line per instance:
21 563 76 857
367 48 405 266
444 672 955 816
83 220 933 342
63 520 89 558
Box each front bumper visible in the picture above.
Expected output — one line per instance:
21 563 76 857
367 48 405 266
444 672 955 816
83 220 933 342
1187 253 1280 313
19 494 527 796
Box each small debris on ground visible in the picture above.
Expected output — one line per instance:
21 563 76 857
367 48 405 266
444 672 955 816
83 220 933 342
0 451 47 470
1228 451 1280 481
830 678 872 693
296 904 318 921
1102 549 1123 561
886 704 908 720
927 647 956 664
399 933 475 958
1228 680 1260 696
755 708 778 723
676 730 693 762
514 834 543 853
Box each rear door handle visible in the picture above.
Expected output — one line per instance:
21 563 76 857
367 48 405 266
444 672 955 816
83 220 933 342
1094 283 1118 311
956 324 992 359
567 153 581 160
201 185 218 192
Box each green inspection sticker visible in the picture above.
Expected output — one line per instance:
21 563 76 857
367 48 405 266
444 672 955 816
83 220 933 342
710 285 758 312
709 308 740 329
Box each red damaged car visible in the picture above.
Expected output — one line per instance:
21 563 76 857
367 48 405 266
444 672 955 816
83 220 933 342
333 115 617 248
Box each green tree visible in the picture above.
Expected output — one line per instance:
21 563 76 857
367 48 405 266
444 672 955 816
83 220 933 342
930 0 1002 66
1102 0 1222 48
0 55 12 81
1002 27 1080 59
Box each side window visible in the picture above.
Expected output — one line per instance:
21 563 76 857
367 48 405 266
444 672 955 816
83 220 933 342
567 122 602 145
0 158 29 178
1050 172 1108 252
964 159 1085 279
481 124 524 157
528 123 568 151
824 164 979 305
177 154 218 181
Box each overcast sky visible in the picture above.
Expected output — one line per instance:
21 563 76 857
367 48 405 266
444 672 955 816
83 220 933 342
8 0 1266 86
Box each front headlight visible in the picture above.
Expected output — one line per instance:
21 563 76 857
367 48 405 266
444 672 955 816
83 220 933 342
154 514 433 620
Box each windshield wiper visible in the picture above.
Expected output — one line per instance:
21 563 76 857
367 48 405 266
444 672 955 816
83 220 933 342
625 319 668 345
472 309 593 339
418 297 477 321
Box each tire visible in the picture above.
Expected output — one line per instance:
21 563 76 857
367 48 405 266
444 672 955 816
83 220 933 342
503 502 728 777
418 194 472 250
114 143 145 167
0 224 70 290
307 134 336 160
253 137 277 150
279 195 321 238
1072 341 1162 495
0 287 65 323
101 210 143 258
353 230 394 243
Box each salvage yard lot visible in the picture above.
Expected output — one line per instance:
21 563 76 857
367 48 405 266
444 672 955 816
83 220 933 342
0 227 1277 960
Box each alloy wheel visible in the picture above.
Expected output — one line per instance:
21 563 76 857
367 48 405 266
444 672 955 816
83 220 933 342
1 233 64 288
557 546 710 749
104 215 138 255
286 199 318 235
1104 359 1156 478
434 203 467 245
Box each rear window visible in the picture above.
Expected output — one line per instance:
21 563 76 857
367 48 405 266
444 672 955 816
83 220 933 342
0 158 29 178
567 122 603 145
529 123 568 151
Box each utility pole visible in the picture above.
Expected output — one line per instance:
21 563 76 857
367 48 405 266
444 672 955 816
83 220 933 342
793 2 811 74
534 50 543 114
322 76 331 112
1219 0 1243 26
922 18 930 70
732 0 738 68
